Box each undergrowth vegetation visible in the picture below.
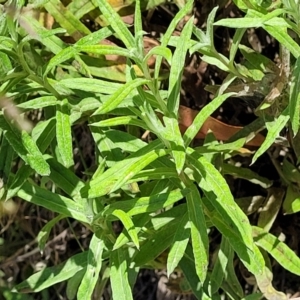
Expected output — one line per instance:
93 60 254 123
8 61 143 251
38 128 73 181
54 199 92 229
1 0 300 299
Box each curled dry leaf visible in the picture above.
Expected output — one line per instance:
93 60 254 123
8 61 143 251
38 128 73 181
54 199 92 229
178 105 265 147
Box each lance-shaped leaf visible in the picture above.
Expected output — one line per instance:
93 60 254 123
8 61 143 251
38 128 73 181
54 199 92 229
110 248 133 300
77 234 105 299
80 140 167 198
92 78 151 115
14 252 88 293
56 99 73 168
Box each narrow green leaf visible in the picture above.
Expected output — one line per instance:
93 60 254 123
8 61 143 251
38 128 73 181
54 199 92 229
77 234 104 299
187 150 265 275
222 163 272 188
257 188 284 232
207 6 219 48
222 238 244 299
46 156 84 200
167 17 194 114
17 181 89 224
289 56 300 135
215 18 264 28
81 140 165 198
229 28 247 63
43 0 90 40
253 226 300 275
75 44 132 58
75 26 114 46
134 218 181 267
14 252 88 293
93 78 151 115
154 0 193 79
44 47 76 76
19 16 66 54
99 129 147 154
112 209 139 250
210 237 230 295
90 116 148 131
17 96 58 110
66 269 85 300
37 214 66 252
130 167 178 182
144 46 172 66
32 118 56 152
235 196 265 215
110 248 133 300
186 183 209 283
21 130 50 176
263 24 300 58
283 184 300 214
179 244 204 299
101 188 190 219
0 136 14 186
252 107 289 164
94 0 135 49
167 212 190 276
183 92 236 146
56 77 122 94
162 116 186 174
56 99 73 168
134 0 143 53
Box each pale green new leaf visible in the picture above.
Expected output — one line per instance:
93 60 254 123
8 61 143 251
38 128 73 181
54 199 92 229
167 212 190 276
77 234 104 299
110 248 133 300
56 99 73 168
112 209 139 250
93 78 151 115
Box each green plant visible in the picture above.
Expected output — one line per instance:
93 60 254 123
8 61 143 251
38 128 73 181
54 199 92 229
1 0 300 299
